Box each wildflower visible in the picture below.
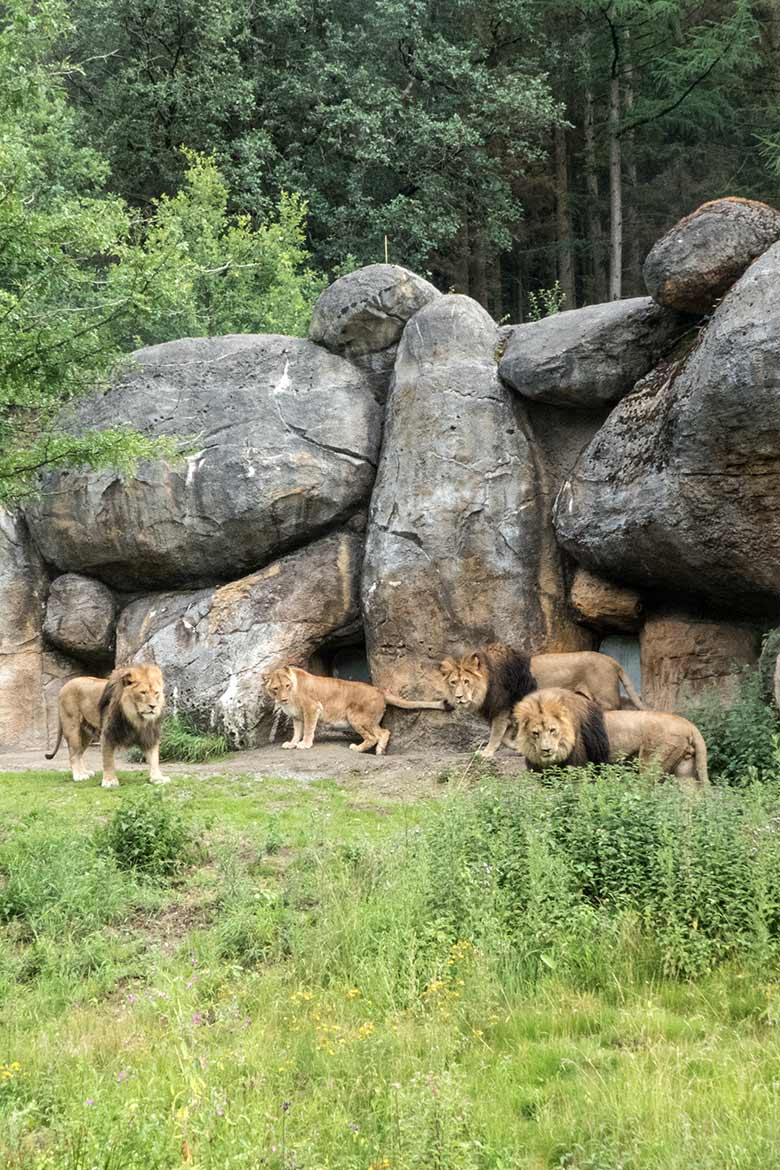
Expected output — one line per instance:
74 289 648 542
192 1012 204 1027
127 995 136 1005
86 1098 95 1107
357 1021 375 1040
216 1106 224 1117
348 1122 360 1133
346 988 361 999
281 1100 292 1113
116 1070 127 1083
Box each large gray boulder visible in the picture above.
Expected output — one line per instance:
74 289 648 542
43 573 116 662
499 297 689 409
25 335 382 590
362 294 591 731
554 242 780 608
309 264 439 361
0 511 47 749
643 197 780 314
115 527 363 748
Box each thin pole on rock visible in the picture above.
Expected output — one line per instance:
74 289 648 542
384 235 389 264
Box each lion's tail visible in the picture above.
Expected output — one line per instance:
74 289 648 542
617 666 646 710
383 693 450 711
44 721 63 760
691 726 709 786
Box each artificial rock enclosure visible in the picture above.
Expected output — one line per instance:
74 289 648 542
4 196 780 753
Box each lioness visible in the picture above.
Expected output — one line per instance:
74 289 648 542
604 709 709 786
262 665 450 753
46 665 169 788
514 687 610 770
440 644 644 757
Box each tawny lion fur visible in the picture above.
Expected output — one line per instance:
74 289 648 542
604 709 709 786
263 665 450 754
513 687 611 770
440 644 644 757
46 664 168 788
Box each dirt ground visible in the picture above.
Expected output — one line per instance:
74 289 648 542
0 734 522 802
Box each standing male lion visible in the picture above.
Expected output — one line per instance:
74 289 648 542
46 664 169 788
440 644 644 757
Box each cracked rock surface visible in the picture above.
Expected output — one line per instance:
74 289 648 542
362 293 591 735
43 573 116 662
25 335 382 590
115 527 363 748
309 263 439 360
555 242 780 608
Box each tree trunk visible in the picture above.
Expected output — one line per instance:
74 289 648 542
608 70 622 300
469 224 488 308
554 123 576 309
623 32 639 295
584 86 606 303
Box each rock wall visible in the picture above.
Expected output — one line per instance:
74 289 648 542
4 196 780 752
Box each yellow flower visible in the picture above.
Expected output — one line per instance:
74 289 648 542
346 988 361 999
357 1021 375 1040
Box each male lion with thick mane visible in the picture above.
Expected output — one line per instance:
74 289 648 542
514 687 611 770
46 664 169 788
604 710 709 786
439 644 644 757
263 665 450 753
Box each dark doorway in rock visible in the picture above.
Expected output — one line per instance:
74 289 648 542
311 639 371 684
598 634 642 706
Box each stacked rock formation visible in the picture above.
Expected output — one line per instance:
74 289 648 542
3 199 780 752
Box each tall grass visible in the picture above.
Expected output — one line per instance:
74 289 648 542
685 669 780 784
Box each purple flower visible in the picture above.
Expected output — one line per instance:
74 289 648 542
127 995 135 1005
116 1071 127 1083
192 1012 204 1027
216 1106 224 1117
86 1098 95 1107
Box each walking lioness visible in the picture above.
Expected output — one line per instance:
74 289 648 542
263 666 451 753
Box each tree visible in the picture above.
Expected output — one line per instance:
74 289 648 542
0 0 325 502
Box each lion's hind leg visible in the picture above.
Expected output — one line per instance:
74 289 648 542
68 721 95 782
348 721 380 753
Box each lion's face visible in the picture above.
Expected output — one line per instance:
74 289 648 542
439 654 488 709
120 665 165 723
515 695 576 765
263 667 295 705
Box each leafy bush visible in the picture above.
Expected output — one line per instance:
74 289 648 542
129 714 228 765
685 670 780 784
422 772 780 978
97 790 196 877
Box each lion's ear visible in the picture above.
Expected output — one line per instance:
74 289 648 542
439 658 456 676
281 667 295 683
468 653 481 672
260 672 270 686
117 668 134 687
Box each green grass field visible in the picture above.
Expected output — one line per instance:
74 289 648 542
2 764 780 1170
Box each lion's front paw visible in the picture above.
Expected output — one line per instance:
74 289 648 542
101 776 120 789
295 742 313 750
149 775 171 785
477 747 496 759
281 740 297 749
72 770 93 782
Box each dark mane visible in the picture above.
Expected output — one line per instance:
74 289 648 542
481 644 537 721
99 677 162 750
580 699 610 765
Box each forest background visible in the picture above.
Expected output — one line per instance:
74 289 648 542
2 0 780 496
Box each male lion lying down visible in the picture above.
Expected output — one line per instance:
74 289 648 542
514 687 709 786
263 665 450 753
440 643 645 757
46 664 169 788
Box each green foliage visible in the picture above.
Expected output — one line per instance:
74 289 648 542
112 152 325 347
527 280 566 320
685 671 780 785
97 789 196 877
422 771 780 979
128 713 228 765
